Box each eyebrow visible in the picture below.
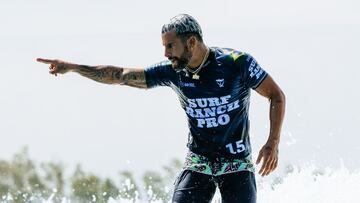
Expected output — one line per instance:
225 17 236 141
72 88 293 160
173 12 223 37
164 42 175 48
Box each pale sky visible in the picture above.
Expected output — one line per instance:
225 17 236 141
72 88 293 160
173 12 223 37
1 0 359 178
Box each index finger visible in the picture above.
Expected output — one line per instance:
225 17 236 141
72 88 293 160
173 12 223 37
36 58 56 64
258 156 270 175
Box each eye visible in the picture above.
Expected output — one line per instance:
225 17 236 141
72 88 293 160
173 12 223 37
166 43 173 49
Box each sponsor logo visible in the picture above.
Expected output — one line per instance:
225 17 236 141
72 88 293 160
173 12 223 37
186 95 240 128
216 79 225 87
180 82 196 87
248 59 263 79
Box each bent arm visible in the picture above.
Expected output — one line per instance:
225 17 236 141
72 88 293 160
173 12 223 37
255 75 286 176
255 75 286 146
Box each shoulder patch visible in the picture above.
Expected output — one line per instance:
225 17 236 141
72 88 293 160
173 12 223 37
230 51 246 61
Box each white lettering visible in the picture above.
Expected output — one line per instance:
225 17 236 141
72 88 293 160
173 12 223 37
186 107 195 118
249 59 256 72
217 114 230 125
196 98 208 108
194 109 206 118
256 69 264 79
249 60 263 79
196 114 230 128
188 99 197 108
236 140 246 153
205 118 219 128
203 107 216 117
207 97 221 107
220 95 231 105
217 105 227 114
197 119 205 128
227 100 240 112
186 95 242 129
226 140 247 154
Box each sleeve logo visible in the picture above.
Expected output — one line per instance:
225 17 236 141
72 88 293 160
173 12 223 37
248 59 264 79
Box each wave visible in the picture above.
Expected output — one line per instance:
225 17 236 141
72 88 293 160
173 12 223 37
257 164 360 203
1 164 359 203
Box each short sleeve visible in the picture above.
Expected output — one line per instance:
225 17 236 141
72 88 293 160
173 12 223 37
239 53 268 89
144 61 177 88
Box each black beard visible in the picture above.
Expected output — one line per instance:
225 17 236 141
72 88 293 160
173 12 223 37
168 45 192 71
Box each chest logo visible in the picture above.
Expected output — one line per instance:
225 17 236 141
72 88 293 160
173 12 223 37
216 79 225 87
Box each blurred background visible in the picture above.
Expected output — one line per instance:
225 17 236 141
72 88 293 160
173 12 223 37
1 0 359 202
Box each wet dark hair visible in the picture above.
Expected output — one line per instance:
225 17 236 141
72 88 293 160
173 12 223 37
162 14 203 42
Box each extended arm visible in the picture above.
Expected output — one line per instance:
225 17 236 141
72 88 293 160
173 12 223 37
36 58 147 89
255 75 286 176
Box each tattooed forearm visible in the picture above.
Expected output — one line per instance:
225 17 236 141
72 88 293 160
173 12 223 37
111 69 123 81
73 65 122 84
72 64 147 88
122 69 147 89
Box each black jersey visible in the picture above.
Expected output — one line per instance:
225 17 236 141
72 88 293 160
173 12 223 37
145 47 268 159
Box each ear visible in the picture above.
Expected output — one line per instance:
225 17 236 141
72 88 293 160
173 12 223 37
187 36 197 50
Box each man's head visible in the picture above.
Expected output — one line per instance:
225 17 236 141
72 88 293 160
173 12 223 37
161 14 204 70
162 14 203 42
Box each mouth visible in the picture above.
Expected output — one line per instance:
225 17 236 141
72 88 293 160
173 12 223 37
168 57 177 63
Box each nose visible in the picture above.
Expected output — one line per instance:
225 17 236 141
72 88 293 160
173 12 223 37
164 48 171 58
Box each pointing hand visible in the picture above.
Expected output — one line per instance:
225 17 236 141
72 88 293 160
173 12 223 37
36 58 71 76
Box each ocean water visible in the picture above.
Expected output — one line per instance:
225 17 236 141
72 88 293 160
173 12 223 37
2 164 359 203
257 164 360 203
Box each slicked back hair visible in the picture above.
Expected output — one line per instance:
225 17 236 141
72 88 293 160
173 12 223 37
162 14 203 42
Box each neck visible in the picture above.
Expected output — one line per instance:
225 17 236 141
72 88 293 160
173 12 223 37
187 44 209 69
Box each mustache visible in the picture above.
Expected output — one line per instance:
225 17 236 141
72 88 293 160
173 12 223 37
168 57 179 61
